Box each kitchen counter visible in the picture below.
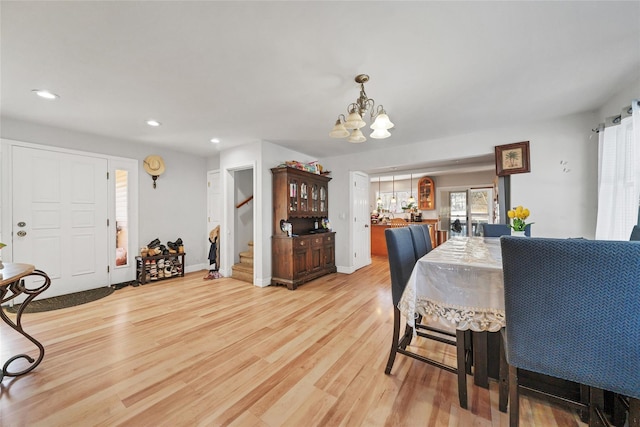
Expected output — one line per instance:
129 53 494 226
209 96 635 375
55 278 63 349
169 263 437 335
371 219 440 256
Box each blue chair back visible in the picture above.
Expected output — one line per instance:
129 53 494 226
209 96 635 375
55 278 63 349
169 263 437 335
385 227 417 306
483 223 532 237
409 225 432 259
482 224 511 237
630 225 640 241
500 236 640 399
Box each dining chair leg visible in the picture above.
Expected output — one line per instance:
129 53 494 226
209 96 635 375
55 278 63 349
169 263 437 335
385 309 401 374
456 329 468 409
630 398 640 427
578 384 589 423
612 394 627 426
498 334 508 413
509 365 519 427
590 387 607 427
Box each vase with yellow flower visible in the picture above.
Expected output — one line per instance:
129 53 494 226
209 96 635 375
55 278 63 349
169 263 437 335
507 206 533 236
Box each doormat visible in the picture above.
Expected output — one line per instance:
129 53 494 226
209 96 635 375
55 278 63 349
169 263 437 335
3 286 115 314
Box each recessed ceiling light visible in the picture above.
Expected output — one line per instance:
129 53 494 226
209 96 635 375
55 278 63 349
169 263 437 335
210 138 220 144
146 120 161 127
32 89 59 100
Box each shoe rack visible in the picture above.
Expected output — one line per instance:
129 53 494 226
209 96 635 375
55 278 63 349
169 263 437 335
135 253 186 285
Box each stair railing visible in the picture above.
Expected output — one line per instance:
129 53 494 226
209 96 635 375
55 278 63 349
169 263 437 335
236 195 253 209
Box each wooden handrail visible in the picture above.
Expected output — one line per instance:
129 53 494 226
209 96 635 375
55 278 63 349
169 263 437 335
236 195 253 209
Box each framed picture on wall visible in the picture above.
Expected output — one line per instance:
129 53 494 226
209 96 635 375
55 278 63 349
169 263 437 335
495 141 530 176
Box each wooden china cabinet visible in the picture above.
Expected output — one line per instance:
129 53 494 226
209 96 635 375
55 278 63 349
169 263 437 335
271 167 336 290
418 176 435 210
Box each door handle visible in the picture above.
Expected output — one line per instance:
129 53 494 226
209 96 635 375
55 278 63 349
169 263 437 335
17 230 27 237
365 224 369 228
17 221 26 227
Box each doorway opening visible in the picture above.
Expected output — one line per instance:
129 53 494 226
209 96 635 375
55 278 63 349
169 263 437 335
445 187 495 237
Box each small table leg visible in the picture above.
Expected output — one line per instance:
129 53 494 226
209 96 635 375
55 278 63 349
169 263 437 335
1 270 51 381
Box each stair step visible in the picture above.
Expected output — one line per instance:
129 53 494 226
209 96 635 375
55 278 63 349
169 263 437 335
239 250 253 259
231 263 253 283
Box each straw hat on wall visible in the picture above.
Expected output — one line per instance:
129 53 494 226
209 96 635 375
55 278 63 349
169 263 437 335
143 155 166 176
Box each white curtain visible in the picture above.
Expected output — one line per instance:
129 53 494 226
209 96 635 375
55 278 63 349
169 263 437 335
595 100 640 240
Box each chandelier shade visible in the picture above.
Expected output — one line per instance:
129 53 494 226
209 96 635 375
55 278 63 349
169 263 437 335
370 128 391 139
408 173 415 204
329 74 393 143
370 112 394 130
348 128 366 143
345 110 366 130
329 119 350 138
391 175 396 204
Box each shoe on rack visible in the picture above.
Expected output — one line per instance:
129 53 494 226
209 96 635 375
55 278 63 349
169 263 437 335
167 241 178 251
148 238 161 249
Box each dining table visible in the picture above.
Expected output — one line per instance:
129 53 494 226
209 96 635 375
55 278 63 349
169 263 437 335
0 262 51 380
398 236 506 387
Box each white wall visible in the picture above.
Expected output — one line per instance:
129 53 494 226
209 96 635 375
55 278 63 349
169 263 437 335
219 140 314 286
321 111 600 272
0 117 209 271
597 78 640 120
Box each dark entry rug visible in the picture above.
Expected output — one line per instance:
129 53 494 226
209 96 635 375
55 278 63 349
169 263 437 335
4 286 116 314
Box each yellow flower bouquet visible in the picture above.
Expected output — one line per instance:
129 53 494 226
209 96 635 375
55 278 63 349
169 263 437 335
507 206 532 232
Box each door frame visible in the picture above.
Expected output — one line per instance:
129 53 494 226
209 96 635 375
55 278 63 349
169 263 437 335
108 157 139 284
350 170 371 272
439 183 495 237
0 138 138 285
206 169 221 270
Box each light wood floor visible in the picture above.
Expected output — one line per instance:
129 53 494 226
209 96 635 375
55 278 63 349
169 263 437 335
1 257 586 427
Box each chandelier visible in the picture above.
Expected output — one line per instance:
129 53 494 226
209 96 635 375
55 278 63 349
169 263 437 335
329 74 394 143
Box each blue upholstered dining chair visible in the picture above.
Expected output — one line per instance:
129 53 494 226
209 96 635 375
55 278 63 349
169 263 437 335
408 224 432 259
482 223 531 237
630 225 640 241
500 236 640 427
384 227 470 409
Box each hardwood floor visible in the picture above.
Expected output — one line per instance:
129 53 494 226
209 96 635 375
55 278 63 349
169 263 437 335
1 257 586 426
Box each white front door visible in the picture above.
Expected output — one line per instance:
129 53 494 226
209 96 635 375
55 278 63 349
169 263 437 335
12 146 108 298
351 171 371 271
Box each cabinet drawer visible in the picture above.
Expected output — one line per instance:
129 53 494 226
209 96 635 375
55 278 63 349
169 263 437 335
295 237 309 248
324 234 333 244
310 236 324 247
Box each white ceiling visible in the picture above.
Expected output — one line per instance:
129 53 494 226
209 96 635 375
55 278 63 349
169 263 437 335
2 1 639 163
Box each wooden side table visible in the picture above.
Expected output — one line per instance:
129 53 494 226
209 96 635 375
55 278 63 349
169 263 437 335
1 263 51 380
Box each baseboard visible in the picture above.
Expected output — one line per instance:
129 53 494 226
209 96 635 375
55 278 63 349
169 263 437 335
184 263 205 274
254 277 271 287
337 265 356 274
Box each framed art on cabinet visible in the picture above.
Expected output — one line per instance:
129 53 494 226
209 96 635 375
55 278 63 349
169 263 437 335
495 141 530 176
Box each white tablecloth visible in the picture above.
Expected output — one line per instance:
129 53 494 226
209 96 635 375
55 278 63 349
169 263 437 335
398 236 506 332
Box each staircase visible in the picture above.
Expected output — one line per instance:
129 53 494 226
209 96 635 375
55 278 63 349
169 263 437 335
231 241 253 283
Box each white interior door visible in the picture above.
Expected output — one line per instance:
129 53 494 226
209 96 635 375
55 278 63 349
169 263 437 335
12 146 108 298
351 171 371 271
206 170 221 265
